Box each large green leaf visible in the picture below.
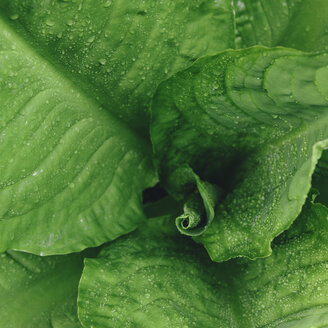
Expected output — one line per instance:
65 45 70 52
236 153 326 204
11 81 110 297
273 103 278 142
78 200 328 327
0 0 235 134
0 250 84 327
151 47 328 261
0 0 233 255
233 0 328 51
0 18 155 254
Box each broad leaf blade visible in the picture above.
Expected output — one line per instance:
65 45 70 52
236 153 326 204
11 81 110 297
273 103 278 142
0 19 155 255
78 218 233 328
0 0 235 255
151 47 328 261
78 202 328 327
0 250 84 328
235 202 328 328
234 0 328 51
1 0 235 134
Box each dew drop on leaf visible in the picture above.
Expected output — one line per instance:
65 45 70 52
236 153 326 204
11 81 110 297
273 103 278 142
9 14 19 20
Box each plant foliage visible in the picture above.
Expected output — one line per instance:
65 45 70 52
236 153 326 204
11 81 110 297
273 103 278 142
0 0 327 327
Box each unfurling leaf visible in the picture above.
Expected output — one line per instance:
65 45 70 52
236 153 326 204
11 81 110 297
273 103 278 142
151 47 328 261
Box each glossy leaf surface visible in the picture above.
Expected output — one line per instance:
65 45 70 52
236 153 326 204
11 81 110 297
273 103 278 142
78 201 328 327
234 0 328 51
151 47 328 261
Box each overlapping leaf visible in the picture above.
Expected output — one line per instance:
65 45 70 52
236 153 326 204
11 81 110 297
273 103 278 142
0 19 155 254
151 47 328 261
1 0 235 134
233 0 328 52
78 200 328 327
1 1 328 327
0 250 84 327
0 0 234 254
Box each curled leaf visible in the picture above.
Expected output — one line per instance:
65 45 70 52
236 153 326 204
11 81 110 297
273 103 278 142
151 47 328 261
176 170 222 236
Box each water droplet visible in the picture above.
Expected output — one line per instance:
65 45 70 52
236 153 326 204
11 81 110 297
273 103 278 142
46 19 55 27
10 14 19 20
99 58 106 65
87 35 95 43
66 19 74 26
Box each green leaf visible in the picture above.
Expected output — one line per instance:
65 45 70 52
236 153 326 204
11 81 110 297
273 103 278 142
0 18 156 255
78 201 328 327
151 47 328 261
233 0 328 52
0 0 235 135
0 0 235 255
0 250 84 328
175 169 223 236
78 217 231 328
